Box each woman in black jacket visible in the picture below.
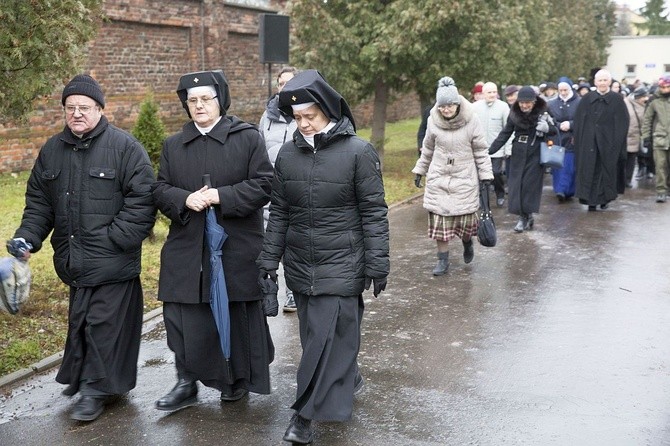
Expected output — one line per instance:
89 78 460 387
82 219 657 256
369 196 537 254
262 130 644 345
257 70 390 444
489 86 556 232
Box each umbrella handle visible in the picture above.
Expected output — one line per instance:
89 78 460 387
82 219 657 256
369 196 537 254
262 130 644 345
203 174 212 188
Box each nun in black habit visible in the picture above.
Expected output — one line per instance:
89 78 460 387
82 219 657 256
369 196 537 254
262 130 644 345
257 70 390 444
152 70 275 411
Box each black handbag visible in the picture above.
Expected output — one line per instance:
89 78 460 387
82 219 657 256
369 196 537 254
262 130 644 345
477 183 497 247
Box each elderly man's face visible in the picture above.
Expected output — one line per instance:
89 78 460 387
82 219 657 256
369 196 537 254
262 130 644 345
594 74 612 94
483 85 498 104
64 95 102 135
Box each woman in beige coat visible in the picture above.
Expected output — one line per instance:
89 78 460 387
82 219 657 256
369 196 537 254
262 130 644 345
412 77 493 275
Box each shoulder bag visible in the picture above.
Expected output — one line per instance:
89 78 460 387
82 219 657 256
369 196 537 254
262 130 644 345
540 129 565 169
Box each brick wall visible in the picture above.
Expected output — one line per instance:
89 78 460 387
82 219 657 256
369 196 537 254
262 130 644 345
0 0 419 173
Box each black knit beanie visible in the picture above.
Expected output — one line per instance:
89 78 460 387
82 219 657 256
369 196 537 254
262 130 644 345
61 74 105 108
517 86 537 102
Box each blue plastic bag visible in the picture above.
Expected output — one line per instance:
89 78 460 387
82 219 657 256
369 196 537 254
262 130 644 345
0 257 31 315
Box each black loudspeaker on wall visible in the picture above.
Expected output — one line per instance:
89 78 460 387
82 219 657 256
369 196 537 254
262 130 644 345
259 14 289 64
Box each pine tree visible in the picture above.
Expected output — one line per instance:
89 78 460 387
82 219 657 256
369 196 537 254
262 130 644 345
638 0 670 35
132 92 166 174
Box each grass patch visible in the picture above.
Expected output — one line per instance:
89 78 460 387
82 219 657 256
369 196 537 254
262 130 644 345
0 117 421 377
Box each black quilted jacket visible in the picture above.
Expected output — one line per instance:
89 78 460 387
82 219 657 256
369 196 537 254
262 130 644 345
15 117 156 287
257 117 389 296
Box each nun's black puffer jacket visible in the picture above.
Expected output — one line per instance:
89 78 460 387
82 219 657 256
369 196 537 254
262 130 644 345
257 117 389 296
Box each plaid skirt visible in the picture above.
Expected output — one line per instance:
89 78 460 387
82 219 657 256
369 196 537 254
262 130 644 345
428 212 479 242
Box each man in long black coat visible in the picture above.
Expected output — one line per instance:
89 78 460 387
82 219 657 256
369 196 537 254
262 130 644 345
573 69 629 210
10 74 156 421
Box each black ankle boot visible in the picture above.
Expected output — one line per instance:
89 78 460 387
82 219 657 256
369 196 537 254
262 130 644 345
514 216 527 233
462 239 474 264
155 379 198 411
524 213 534 230
432 251 449 276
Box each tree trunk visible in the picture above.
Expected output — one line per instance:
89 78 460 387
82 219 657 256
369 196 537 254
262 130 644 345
370 77 389 169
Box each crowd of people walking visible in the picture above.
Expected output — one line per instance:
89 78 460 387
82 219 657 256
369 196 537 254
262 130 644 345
4 65 668 444
414 70 670 275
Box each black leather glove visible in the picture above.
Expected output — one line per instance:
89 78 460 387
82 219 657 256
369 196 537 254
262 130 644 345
258 269 278 284
365 277 387 298
6 238 32 260
258 269 279 317
414 174 422 188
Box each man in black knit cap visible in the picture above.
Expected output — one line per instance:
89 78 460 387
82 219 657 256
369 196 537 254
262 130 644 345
8 74 156 422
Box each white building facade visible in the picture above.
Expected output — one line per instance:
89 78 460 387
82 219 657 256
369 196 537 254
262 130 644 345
606 36 670 85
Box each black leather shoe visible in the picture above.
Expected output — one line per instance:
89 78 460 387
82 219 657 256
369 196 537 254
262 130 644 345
220 388 248 402
155 379 197 411
71 395 106 421
283 414 314 444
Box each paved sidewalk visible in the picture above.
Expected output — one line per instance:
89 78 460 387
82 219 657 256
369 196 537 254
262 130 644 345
1 180 669 445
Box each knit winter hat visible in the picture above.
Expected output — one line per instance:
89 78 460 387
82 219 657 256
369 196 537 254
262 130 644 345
517 86 537 102
436 77 461 106
659 75 670 87
61 74 105 108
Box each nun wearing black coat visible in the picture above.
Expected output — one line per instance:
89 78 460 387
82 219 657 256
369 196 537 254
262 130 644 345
152 70 275 411
257 70 390 443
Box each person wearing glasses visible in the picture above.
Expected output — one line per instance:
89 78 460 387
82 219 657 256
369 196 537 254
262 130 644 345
152 70 275 412
8 74 156 421
258 66 299 312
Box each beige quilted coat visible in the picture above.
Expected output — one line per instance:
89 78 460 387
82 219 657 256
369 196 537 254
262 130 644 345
412 97 493 216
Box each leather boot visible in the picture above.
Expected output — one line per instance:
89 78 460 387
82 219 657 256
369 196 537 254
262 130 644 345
514 215 527 233
524 213 534 230
462 239 474 264
155 379 198 411
432 252 449 276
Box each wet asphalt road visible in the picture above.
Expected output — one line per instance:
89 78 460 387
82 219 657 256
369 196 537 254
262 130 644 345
1 176 670 445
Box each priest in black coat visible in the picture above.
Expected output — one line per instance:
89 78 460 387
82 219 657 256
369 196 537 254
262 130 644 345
573 69 630 210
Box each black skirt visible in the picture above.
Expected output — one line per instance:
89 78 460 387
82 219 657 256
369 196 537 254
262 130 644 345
292 293 364 421
163 300 274 394
56 278 144 395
